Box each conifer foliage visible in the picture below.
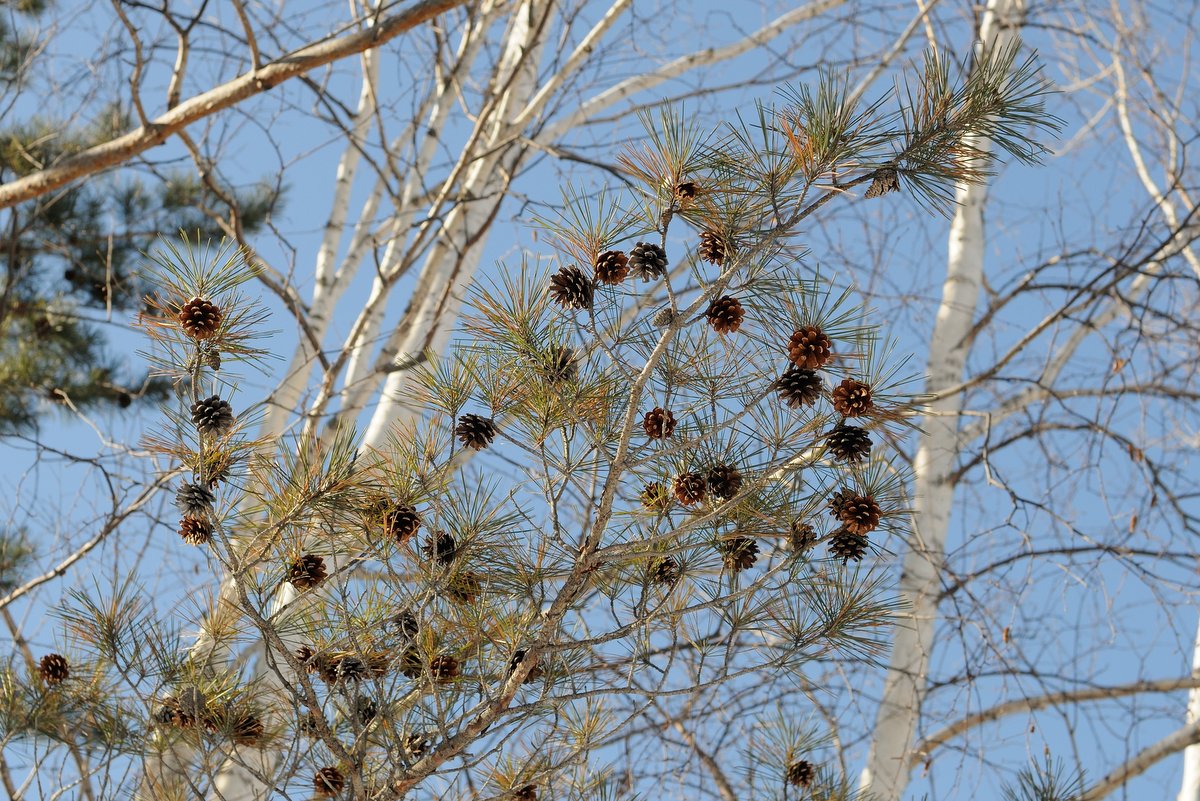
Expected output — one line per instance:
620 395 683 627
5 42 1056 800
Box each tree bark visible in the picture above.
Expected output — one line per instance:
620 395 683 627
858 2 1026 798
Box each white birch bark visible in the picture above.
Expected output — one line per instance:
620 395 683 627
1178 616 1200 801
858 2 1026 798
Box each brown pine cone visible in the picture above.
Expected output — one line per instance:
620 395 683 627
423 531 458 565
229 708 266 746
190 395 235 437
388 609 420 639
294 645 317 671
674 181 698 205
594 249 630 285
447 571 481 604
865 166 900 198
400 647 424 679
831 378 873 417
514 786 538 801
313 766 345 797
832 493 882 535
718 535 759 572
456 414 497 450
178 296 223 340
776 367 823 408
640 481 671 511
179 515 213 546
549 265 593 310
628 242 668 281
789 520 817 553
508 649 544 684
826 424 871 463
673 472 707 506
540 344 578 383
698 230 730 265
354 694 377 724
287 553 327 590
642 407 677 439
175 482 215 516
404 731 431 757
383 504 421 545
786 759 816 787
429 654 460 683
829 527 869 563
38 653 69 686
787 325 833 370
706 464 743 500
706 295 745 334
653 556 681 586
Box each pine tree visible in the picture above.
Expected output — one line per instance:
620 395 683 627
0 3 281 432
3 42 1056 800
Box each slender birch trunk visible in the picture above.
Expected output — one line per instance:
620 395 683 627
859 2 1025 798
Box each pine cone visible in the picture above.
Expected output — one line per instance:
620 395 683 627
698 230 730 265
447 571 481 604
205 450 234 487
786 759 816 788
388 609 420 639
652 556 681 586
642 407 676 439
178 296 223 340
383 504 421 545
179 516 213 546
789 520 817 553
38 653 69 686
203 349 222 371
354 695 377 724
400 647 424 679
429 654 459 683
423 531 458 565
229 708 265 746
287 553 327 590
456 414 497 450
190 395 234 436
674 181 698 206
826 424 871 463
706 464 743 500
831 378 873 417
594 249 630 285
776 367 823 408
706 296 745 334
295 645 317 671
515 786 537 801
719 536 759 572
864 166 900 198
540 344 578 383
298 710 324 738
334 655 367 682
628 242 668 281
549 265 593 310
404 731 431 757
673 472 707 506
175 482 214 516
787 326 833 370
313 766 345 797
829 527 869 563
640 481 671 512
831 493 881 535
652 307 677 327
508 649 544 684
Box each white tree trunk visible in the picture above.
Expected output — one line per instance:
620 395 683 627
859 2 1025 798
1178 616 1200 801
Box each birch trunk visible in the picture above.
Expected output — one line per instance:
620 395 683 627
859 2 1025 798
